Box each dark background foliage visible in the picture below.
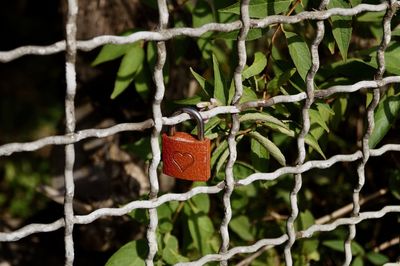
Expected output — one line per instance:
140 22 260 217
0 0 399 265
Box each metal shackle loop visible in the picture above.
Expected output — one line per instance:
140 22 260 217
169 107 205 141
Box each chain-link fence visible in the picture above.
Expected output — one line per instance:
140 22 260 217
0 0 400 265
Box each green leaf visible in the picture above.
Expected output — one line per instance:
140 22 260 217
209 235 222 253
190 191 210 213
157 204 172 219
392 27 400 37
251 137 269 172
240 87 259 103
349 0 362 7
309 103 334 141
190 67 213 98
105 240 147 266
192 116 221 136
162 234 189 264
134 68 151 100
366 252 389 265
234 161 256 179
215 147 230 175
147 42 157 70
305 133 326 159
309 126 325 144
229 215 255 241
216 28 267 41
356 11 385 22
158 204 173 233
236 182 258 197
111 45 145 99
188 213 215 255
248 131 286 166
368 42 400 75
219 0 292 18
193 0 214 29
302 239 319 255
211 139 229 168
351 256 364 266
284 31 312 81
324 31 337 55
322 240 344 252
264 121 294 137
168 201 179 213
309 109 330 133
92 43 134 66
322 240 364 255
240 112 288 128
369 94 400 148
328 0 352 61
232 193 249 211
298 210 315 230
242 52 267 80
92 29 145 66
213 54 227 105
319 59 376 86
92 30 138 66
351 241 364 256
228 80 236 105
128 208 149 224
175 96 202 105
205 116 222 135
124 137 152 160
267 68 296 95
316 102 335 116
263 120 325 158
193 0 215 59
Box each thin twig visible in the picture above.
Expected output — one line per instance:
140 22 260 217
374 237 400 252
315 188 388 225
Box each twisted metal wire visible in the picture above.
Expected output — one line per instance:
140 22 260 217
63 0 78 264
344 0 398 264
145 0 169 264
219 1 250 265
284 0 329 263
1 3 398 63
3 75 400 157
0 143 399 240
0 0 399 265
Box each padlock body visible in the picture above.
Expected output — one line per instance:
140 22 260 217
162 132 210 181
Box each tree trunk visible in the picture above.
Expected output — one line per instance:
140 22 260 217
62 0 143 40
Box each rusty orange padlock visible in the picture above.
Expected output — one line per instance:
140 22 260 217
162 107 211 181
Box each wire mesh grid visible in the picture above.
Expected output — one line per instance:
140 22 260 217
0 0 400 265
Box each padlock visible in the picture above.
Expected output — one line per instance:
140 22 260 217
162 107 211 181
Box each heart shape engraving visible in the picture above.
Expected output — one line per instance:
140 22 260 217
172 152 194 172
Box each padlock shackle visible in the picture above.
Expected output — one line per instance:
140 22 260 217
169 107 205 141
